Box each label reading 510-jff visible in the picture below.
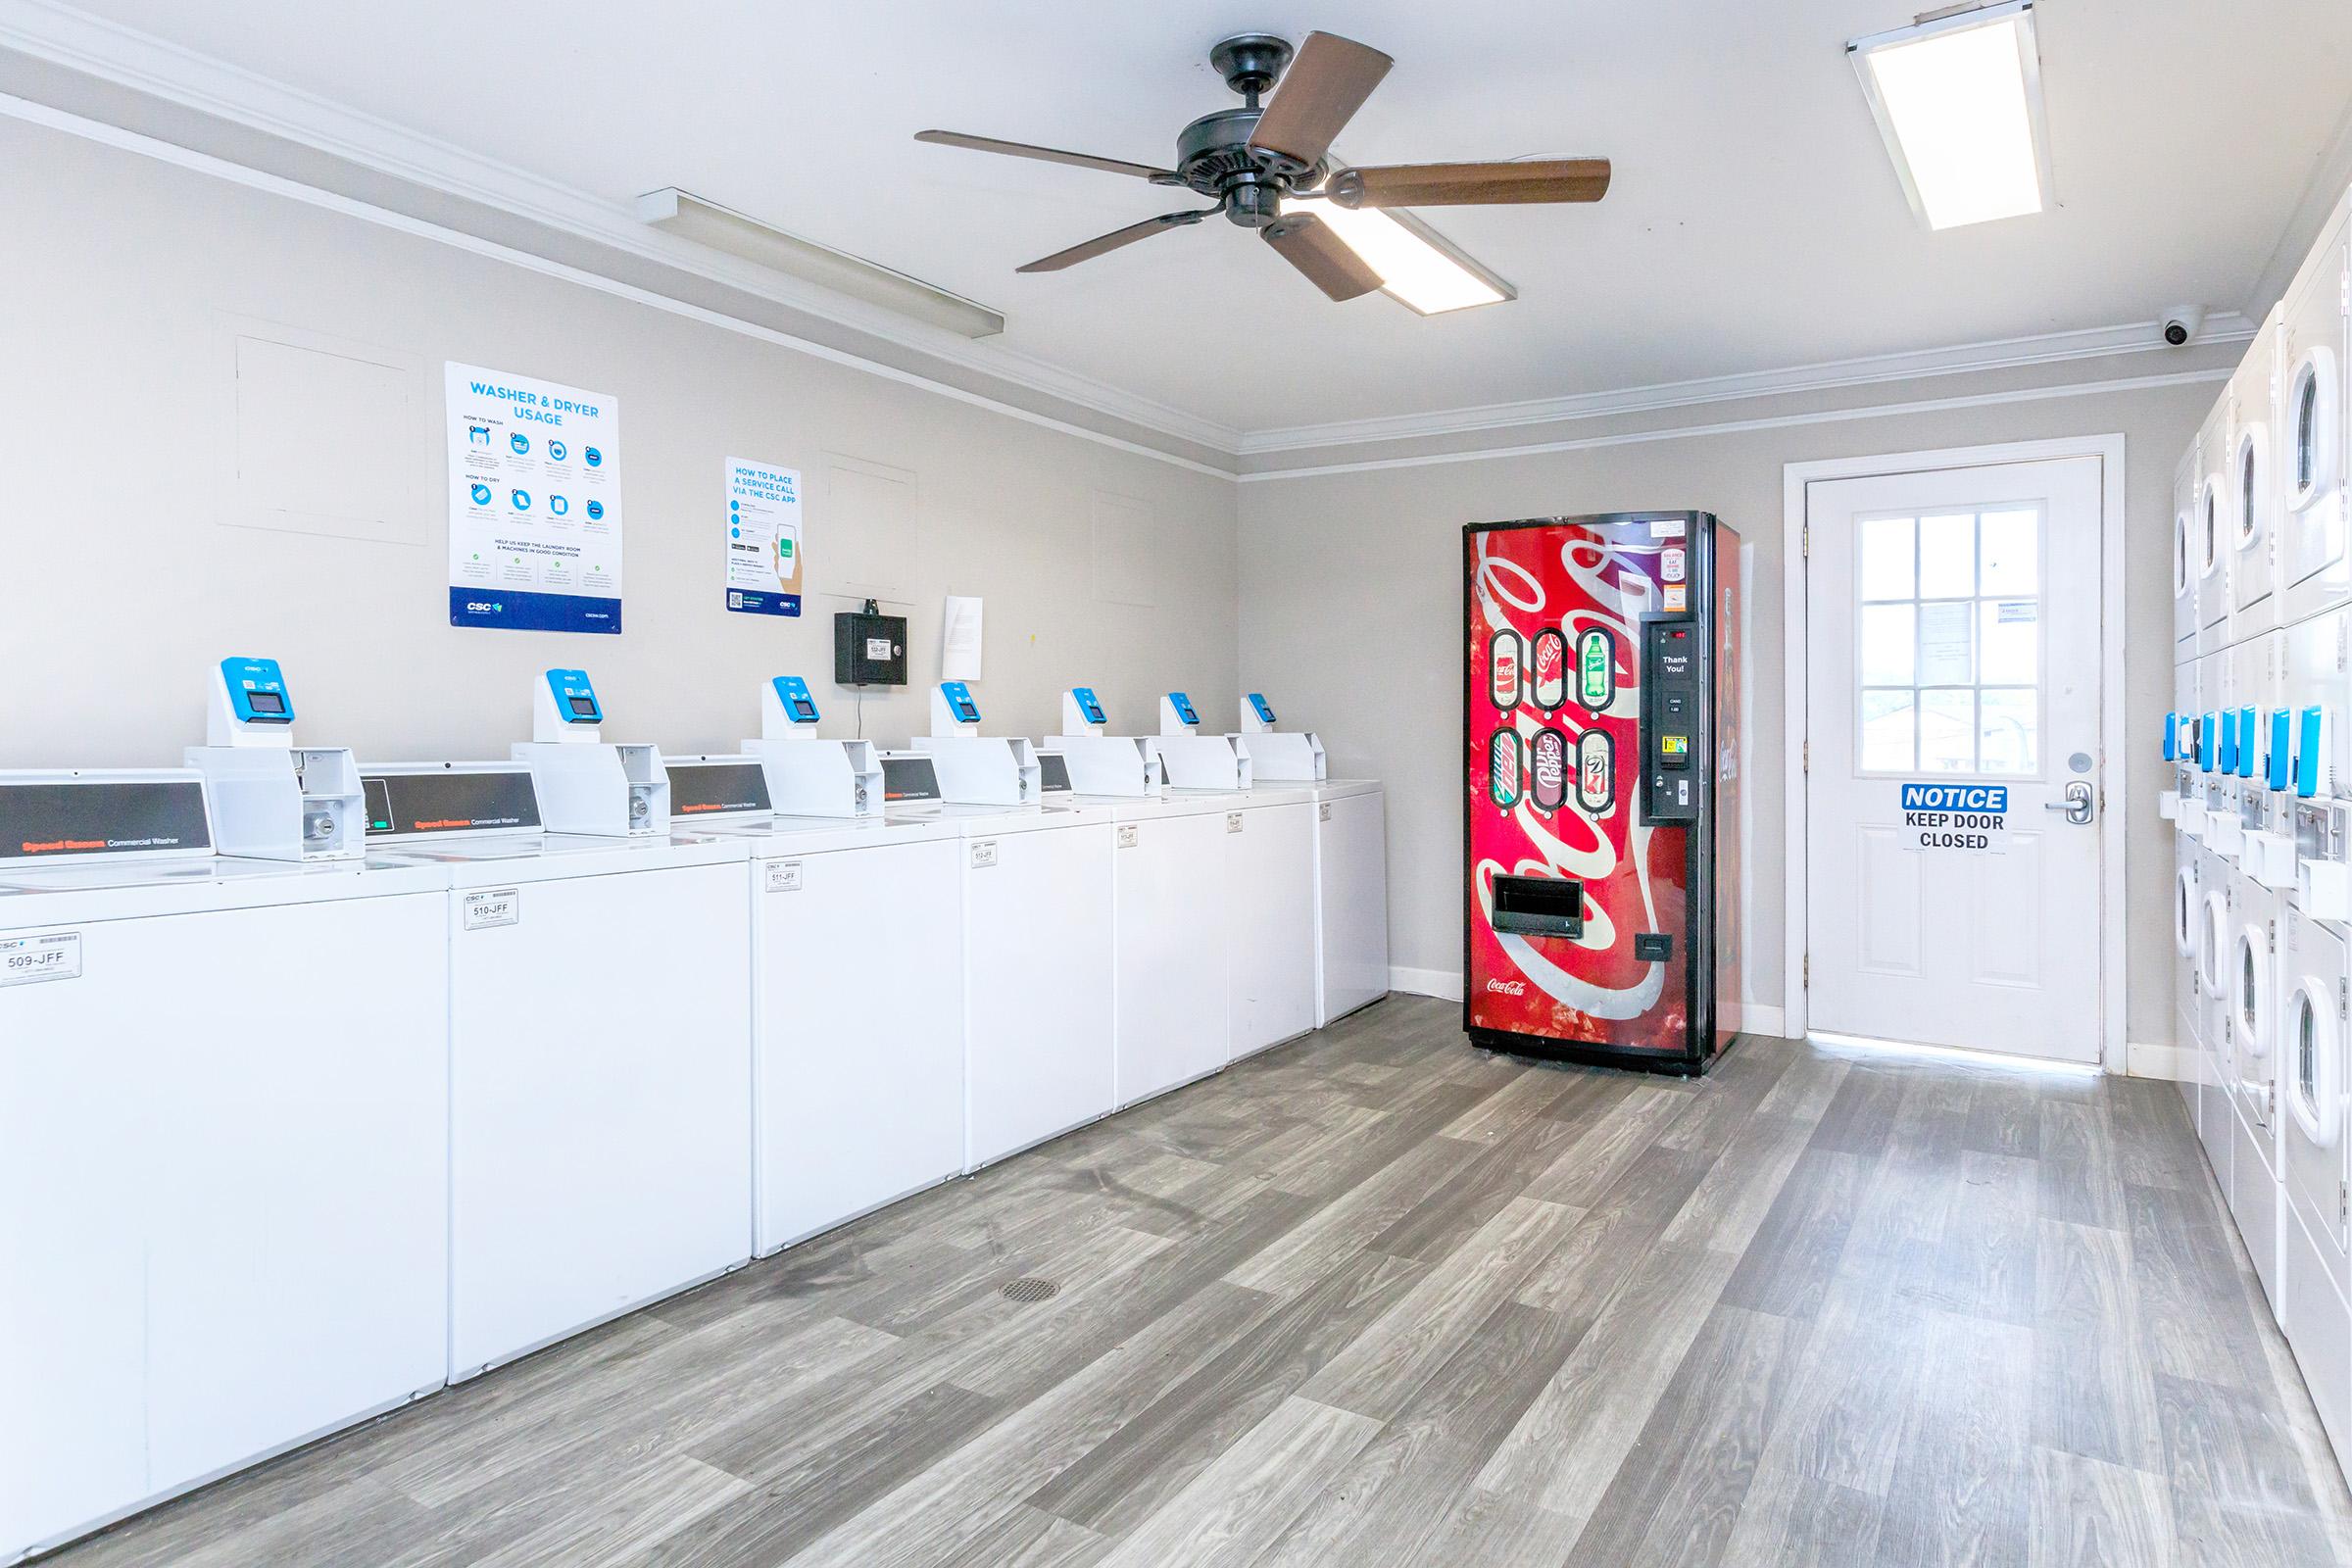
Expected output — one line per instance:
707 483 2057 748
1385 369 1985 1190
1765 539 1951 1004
0 930 81 987
464 889 520 929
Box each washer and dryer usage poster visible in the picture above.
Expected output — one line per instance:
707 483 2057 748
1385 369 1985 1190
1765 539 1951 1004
723 457 803 617
445 362 623 633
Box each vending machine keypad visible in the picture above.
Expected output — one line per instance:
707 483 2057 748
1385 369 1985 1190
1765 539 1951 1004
1640 620 1703 823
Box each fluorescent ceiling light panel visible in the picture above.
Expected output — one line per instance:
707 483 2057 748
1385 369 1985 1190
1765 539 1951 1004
638 188 1004 338
1849 1 2053 230
1281 195 1513 315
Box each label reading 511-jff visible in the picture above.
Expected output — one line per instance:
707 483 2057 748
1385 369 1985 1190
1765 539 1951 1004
0 930 81 987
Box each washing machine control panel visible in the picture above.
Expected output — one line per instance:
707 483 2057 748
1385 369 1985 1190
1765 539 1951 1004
771 676 820 725
547 668 603 725
220 657 295 726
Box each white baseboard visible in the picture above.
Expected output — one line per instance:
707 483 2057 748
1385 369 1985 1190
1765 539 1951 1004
1740 1004 1788 1039
2127 1040 2191 1081
1390 966 1464 1002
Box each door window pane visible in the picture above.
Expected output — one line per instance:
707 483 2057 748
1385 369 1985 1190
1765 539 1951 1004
1860 604 1916 685
1919 514 1976 597
1859 516 1916 600
1978 688 2037 773
1980 509 2038 594
1860 690 1917 770
1920 690 1976 771
1850 503 2044 779
1979 601 2038 683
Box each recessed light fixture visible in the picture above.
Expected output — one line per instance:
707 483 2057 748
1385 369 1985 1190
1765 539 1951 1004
1280 194 1514 315
1849 1 2054 231
637 187 1004 338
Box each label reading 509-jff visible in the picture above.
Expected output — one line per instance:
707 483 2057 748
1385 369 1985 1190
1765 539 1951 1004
0 930 81 988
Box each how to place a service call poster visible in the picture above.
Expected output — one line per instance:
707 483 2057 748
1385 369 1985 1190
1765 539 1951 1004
445 362 623 633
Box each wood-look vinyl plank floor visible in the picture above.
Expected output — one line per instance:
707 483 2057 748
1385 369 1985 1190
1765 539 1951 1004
43 998 2352 1567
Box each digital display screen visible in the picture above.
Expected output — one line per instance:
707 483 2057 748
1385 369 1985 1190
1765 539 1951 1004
246 690 286 715
954 699 979 721
790 699 817 720
566 696 598 717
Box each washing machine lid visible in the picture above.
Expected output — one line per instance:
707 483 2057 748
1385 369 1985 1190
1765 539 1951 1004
695 812 961 853
370 830 749 887
0 854 447 922
1065 792 1228 821
886 800 1112 834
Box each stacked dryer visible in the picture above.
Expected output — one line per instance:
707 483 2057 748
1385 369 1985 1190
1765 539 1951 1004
2171 188 2352 1471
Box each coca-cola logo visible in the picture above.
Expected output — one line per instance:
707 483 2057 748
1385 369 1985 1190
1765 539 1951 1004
1484 976 1527 996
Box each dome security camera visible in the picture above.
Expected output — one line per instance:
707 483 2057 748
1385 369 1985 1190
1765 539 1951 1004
2162 306 2206 347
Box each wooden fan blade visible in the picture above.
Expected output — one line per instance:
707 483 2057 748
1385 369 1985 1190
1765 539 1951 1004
1246 32 1393 168
1016 209 1217 273
1327 159 1612 208
915 129 1179 183
1261 215 1383 302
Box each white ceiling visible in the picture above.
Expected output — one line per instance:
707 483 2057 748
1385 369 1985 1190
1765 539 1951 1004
34 0 2352 435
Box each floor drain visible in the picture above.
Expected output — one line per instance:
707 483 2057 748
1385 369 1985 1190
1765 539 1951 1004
1001 1277 1058 1303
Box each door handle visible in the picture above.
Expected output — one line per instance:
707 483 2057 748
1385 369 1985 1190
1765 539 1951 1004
2043 781 2094 824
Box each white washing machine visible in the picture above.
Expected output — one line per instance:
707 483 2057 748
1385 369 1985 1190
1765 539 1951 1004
1040 692 1232 1108
2229 313 2285 645
2281 903 2352 1468
2196 395 2234 656
665 692 965 1257
2280 195 2350 626
367 670 753 1381
1145 693 1318 1059
900 684 1115 1171
2228 852 2285 1310
2176 444 2203 656
1231 694 1391 1027
0 770 448 1564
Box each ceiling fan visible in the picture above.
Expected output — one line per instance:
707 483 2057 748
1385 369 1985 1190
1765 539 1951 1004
914 31 1610 303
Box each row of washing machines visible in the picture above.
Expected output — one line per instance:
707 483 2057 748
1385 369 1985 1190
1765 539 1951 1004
2168 189 2352 1475
0 660 1389 1564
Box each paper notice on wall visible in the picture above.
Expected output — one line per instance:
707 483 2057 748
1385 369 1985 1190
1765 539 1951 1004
723 457 803 617
446 363 622 633
942 596 984 681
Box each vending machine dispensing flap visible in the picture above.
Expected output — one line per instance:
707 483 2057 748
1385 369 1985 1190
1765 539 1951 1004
1493 874 1584 937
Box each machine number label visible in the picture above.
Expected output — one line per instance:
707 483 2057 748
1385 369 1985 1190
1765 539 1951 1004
0 930 80 988
1117 824 1140 849
463 889 520 929
970 840 999 869
765 860 804 893
1227 812 1245 834
1319 803 1332 822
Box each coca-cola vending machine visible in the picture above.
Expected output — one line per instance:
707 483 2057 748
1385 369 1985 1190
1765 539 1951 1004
1463 512 1741 1074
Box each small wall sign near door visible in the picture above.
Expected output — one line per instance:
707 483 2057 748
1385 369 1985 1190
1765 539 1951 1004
1899 782 2009 852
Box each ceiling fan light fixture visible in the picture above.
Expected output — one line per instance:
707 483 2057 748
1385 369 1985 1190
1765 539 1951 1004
1280 195 1512 315
1849 0 2053 231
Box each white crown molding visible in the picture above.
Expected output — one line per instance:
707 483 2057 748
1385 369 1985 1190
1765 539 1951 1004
1238 313 2257 458
0 0 1244 460
1235 366 2230 482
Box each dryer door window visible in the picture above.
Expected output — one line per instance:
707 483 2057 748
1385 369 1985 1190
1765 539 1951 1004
2291 978 2342 1148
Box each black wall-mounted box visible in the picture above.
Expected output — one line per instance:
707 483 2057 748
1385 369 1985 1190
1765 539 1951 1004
834 611 908 687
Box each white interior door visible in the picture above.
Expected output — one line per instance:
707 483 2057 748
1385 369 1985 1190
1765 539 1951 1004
1804 457 2105 1062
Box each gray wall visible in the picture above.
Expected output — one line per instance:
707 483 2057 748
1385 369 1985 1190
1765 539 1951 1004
0 117 1236 767
1238 377 2215 1049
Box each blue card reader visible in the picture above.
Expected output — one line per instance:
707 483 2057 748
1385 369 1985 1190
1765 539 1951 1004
2299 707 2326 799
2269 710 2292 791
220 656 294 724
1248 692 1277 725
1071 686 1107 726
546 668 602 724
1167 691 1200 726
2163 711 2178 761
2237 707 2258 779
942 681 982 725
772 675 820 724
